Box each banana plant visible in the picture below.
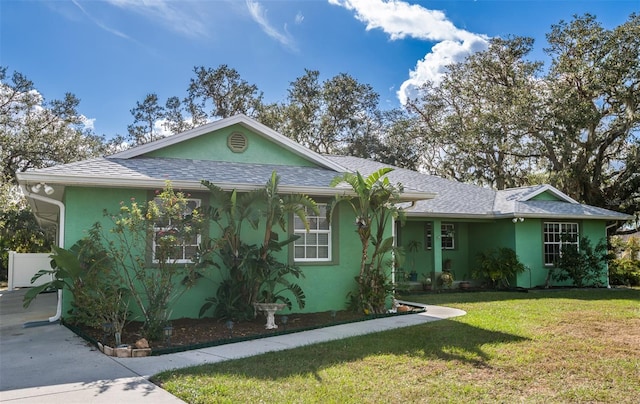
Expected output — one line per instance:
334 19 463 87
23 244 107 308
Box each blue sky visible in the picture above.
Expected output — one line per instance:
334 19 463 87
1 0 637 139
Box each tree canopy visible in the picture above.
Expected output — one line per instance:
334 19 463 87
0 67 111 185
0 66 118 279
408 13 639 218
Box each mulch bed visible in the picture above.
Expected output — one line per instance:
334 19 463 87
67 310 371 355
66 305 425 355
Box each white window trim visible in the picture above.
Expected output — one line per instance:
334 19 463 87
424 222 433 250
441 223 455 250
294 203 332 262
152 198 201 264
543 221 579 266
424 222 455 250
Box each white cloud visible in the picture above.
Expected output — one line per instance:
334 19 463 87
246 0 297 51
72 0 132 40
398 36 488 104
295 12 304 25
329 0 489 104
105 0 210 38
79 115 96 131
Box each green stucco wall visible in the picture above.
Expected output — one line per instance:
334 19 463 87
400 219 476 284
400 216 610 289
145 124 316 167
60 185 367 320
530 191 562 201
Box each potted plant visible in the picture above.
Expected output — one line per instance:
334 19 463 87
439 269 454 289
406 240 421 281
421 274 432 291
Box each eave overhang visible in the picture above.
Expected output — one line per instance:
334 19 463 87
16 171 436 202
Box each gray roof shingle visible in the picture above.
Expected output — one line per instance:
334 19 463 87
326 155 630 220
26 157 342 188
22 154 631 221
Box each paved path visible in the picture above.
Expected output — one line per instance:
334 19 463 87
0 290 465 403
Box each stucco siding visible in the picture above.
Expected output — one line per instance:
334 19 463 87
145 124 317 167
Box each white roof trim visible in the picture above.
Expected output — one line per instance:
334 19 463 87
108 114 347 172
520 184 579 204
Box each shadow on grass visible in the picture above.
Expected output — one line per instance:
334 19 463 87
154 319 526 382
403 288 640 307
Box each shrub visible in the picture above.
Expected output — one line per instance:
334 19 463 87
474 247 526 289
100 182 205 340
552 237 610 287
609 235 640 286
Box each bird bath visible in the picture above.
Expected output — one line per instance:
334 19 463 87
253 303 287 329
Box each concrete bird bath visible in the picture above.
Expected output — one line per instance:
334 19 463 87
253 303 287 329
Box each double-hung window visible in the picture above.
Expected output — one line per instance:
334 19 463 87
543 222 579 266
441 223 455 249
424 222 455 250
294 203 331 262
152 198 201 264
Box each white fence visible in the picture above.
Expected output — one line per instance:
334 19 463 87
7 252 52 291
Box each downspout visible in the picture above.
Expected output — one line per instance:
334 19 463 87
22 187 65 322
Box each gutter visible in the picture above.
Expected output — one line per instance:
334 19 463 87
21 186 65 323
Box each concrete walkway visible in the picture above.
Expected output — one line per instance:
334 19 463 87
0 290 465 403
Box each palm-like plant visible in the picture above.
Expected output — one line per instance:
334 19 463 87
200 171 316 319
330 168 405 314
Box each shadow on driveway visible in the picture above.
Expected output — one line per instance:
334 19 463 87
0 289 183 403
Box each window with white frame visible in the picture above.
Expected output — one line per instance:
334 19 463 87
441 223 455 249
152 198 201 263
543 222 579 266
424 222 455 249
294 203 331 262
424 222 433 249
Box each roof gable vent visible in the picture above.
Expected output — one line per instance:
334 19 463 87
227 132 248 153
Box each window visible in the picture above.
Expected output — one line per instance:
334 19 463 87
294 204 331 262
424 222 433 249
543 222 579 266
152 198 201 263
424 222 455 249
441 223 455 249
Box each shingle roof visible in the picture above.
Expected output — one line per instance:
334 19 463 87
325 155 631 221
19 146 631 221
24 157 342 189
326 155 496 217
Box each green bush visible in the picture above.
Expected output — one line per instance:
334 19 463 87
474 247 526 289
609 236 640 286
552 237 610 287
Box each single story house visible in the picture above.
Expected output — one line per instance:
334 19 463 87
17 114 632 320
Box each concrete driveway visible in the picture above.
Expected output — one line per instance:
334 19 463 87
0 289 183 403
0 289 466 403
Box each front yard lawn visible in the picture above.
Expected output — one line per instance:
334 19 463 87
153 289 640 403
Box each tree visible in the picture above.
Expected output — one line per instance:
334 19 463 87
358 108 424 171
262 69 381 155
330 168 404 314
127 93 165 145
0 67 109 184
0 67 112 279
163 96 192 135
407 14 640 217
186 65 264 123
539 13 640 215
407 37 543 189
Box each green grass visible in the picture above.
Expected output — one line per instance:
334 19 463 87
153 289 640 403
